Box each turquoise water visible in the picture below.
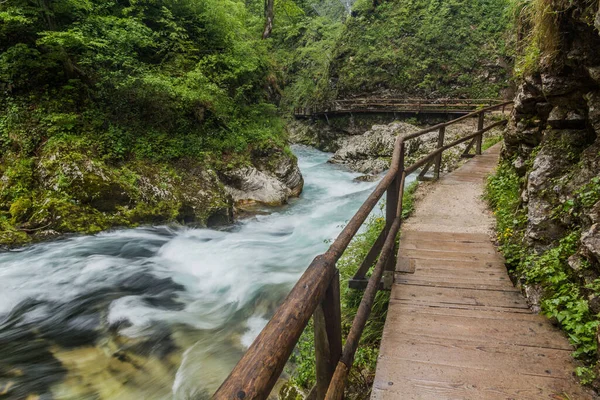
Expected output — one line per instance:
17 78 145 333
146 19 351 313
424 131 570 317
0 145 402 399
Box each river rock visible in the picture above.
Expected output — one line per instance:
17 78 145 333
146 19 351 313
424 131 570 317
329 118 499 175
354 174 381 182
222 149 304 207
222 166 299 207
329 122 421 174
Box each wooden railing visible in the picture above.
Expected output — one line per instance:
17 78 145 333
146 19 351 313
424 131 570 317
213 101 513 400
293 98 510 118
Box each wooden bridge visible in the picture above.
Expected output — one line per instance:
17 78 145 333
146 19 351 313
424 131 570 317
213 102 591 400
293 98 511 120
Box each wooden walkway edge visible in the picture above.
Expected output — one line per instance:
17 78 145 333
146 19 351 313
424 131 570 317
371 144 594 400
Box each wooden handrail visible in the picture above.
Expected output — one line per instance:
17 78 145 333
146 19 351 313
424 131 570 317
294 98 511 117
213 101 513 400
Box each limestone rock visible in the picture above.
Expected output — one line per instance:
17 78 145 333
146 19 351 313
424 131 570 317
221 153 303 207
354 174 381 183
513 81 543 115
222 167 291 206
269 154 304 198
547 105 586 129
586 91 600 134
582 224 600 262
541 73 583 97
329 122 421 174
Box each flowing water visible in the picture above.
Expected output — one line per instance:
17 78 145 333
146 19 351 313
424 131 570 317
0 145 408 400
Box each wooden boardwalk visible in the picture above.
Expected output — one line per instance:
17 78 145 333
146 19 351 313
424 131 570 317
372 145 594 400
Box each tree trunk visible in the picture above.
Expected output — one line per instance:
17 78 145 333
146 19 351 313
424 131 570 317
262 0 274 39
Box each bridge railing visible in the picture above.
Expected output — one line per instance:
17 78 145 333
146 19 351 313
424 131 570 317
213 101 514 400
293 98 509 117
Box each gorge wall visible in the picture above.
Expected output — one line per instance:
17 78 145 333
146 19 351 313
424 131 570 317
495 0 600 385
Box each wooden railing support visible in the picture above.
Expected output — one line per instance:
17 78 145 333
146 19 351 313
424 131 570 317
384 176 399 272
434 126 445 180
350 228 385 283
314 270 342 400
476 111 485 155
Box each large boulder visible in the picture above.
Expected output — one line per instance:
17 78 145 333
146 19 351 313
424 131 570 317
221 148 304 207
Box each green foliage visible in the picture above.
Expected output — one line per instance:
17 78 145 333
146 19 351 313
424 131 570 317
326 0 512 98
554 177 600 220
486 160 600 378
0 0 284 163
484 159 526 265
523 231 599 359
508 0 598 76
0 0 295 244
482 133 504 151
576 366 597 385
288 182 418 397
272 8 345 108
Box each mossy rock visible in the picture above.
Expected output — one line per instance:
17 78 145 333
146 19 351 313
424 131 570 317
9 197 32 223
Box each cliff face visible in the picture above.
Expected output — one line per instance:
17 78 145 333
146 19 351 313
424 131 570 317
498 0 600 385
506 2 600 254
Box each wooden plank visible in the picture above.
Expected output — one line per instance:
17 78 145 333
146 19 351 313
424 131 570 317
397 267 512 283
403 257 506 268
372 360 592 400
386 301 553 322
378 338 575 379
394 276 518 292
399 240 497 254
389 299 535 314
400 231 492 243
390 284 529 309
381 305 574 350
399 248 504 263
396 257 416 274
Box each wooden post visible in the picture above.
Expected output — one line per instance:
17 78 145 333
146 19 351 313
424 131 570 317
384 176 398 272
385 143 404 271
314 270 342 400
476 112 484 155
434 126 445 180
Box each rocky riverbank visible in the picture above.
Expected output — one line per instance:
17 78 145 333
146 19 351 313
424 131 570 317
289 117 504 176
0 145 303 248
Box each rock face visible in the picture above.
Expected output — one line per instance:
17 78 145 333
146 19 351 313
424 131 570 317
287 120 347 152
504 1 600 250
500 1 600 379
286 114 420 153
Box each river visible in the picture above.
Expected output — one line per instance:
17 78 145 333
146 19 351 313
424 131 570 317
0 145 405 399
